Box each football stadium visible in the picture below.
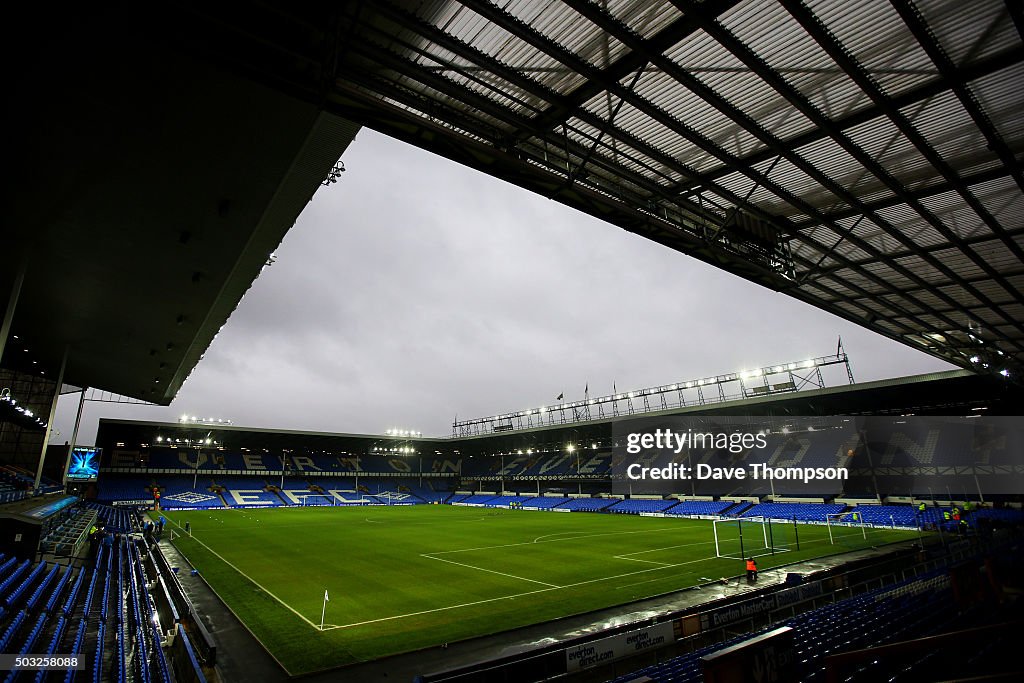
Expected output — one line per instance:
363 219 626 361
3 1 1024 682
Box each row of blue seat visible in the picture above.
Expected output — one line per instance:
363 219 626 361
0 511 172 683
607 571 954 683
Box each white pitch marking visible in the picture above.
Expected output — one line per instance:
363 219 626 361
180 529 322 630
323 552 725 631
613 556 673 565
421 554 561 588
614 539 717 558
428 526 682 554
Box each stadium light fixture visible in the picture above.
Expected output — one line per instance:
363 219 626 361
566 444 575 452
1000 369 1010 377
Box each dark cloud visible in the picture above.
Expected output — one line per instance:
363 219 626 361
57 131 952 443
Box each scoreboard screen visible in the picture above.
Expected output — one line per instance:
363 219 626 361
65 446 101 482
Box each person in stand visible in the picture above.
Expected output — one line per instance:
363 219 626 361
746 557 758 583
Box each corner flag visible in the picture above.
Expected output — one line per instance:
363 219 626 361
321 589 329 630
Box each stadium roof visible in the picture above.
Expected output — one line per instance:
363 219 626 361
7 1 1021 405
327 0 1024 376
96 369 1024 457
6 3 358 404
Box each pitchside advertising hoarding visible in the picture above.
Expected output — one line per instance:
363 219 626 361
611 415 1024 498
565 621 677 672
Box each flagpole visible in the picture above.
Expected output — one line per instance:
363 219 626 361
321 589 328 631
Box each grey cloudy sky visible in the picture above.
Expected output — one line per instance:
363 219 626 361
56 130 952 444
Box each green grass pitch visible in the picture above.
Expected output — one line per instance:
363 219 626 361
163 505 918 675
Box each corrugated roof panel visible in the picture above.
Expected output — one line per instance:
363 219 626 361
917 190 993 240
719 0 852 134
659 29 774 153
667 26 804 148
900 88 1004 179
632 61 766 159
842 215 904 255
969 239 1024 272
892 255 950 285
930 248 988 280
916 0 1020 67
806 0 937 96
936 283 984 308
873 204 948 248
605 0 685 40
881 293 926 315
793 136 881 204
505 0 630 67
561 118 684 185
861 260 918 288
967 175 1024 229
844 113 939 191
968 63 1024 148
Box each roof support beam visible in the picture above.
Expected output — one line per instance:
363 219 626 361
670 0 1024 348
891 0 1024 196
775 0 1024 300
517 0 742 137
670 45 1023 194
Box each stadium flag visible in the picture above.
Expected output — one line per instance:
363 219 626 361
321 589 329 631
556 392 563 401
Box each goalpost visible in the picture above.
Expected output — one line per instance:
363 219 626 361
713 516 794 560
826 511 867 544
296 493 338 507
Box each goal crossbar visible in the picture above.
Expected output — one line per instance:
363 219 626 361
713 516 791 560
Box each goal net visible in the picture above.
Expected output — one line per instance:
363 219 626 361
296 493 338 507
826 511 868 545
713 516 793 560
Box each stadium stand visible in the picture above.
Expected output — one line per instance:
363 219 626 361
664 501 735 516
154 476 224 509
556 498 616 512
608 499 677 514
0 506 177 683
607 571 958 683
520 497 568 509
740 502 847 522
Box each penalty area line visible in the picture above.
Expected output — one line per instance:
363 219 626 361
321 586 554 630
325 553 729 631
421 553 561 588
